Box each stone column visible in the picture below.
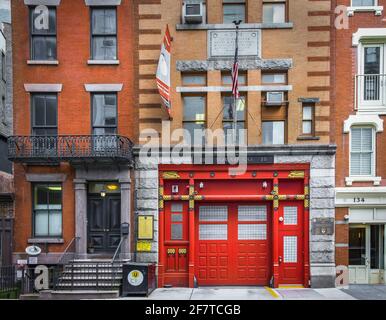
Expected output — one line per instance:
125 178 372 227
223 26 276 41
74 179 87 258
120 178 131 260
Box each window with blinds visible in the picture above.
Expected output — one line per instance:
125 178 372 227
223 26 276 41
350 127 374 176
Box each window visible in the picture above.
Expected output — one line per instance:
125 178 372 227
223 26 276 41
91 8 117 60
302 105 314 135
183 96 206 145
92 93 117 135
262 121 285 144
1 96 5 125
222 95 246 144
352 0 376 6
350 127 375 176
223 3 245 24
263 2 286 23
31 94 58 136
182 74 206 86
262 73 287 84
30 6 57 60
222 72 247 86
33 184 62 238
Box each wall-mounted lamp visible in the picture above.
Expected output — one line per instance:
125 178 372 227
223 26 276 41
199 182 204 189
262 181 268 189
100 189 106 197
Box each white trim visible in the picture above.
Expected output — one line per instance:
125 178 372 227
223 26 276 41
344 114 384 133
84 84 123 92
345 176 382 186
348 126 377 183
27 60 59 65
84 0 121 5
24 0 61 5
336 186 386 193
353 28 386 47
347 6 383 17
24 84 62 92
336 187 386 207
176 85 293 93
87 60 120 65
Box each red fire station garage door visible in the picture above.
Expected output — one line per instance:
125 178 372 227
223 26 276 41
195 203 271 286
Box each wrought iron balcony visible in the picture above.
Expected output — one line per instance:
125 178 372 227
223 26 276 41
355 74 386 111
8 135 134 165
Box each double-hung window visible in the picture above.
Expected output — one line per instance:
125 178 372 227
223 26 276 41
183 96 206 145
91 8 117 60
33 184 62 238
262 121 285 145
92 93 117 135
223 3 246 24
223 96 246 144
30 6 57 60
302 104 315 136
350 127 375 176
31 94 58 136
263 2 286 23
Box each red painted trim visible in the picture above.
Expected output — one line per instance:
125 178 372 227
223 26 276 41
272 177 280 288
159 164 309 172
158 178 165 288
304 178 310 288
188 178 195 288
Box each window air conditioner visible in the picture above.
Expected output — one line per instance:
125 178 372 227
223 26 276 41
266 92 284 105
183 1 204 24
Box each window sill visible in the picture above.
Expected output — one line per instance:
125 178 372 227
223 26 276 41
176 22 293 31
27 60 59 65
28 238 64 244
297 136 320 141
345 176 382 186
87 60 120 65
347 6 383 16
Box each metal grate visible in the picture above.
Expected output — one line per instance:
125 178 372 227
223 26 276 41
199 224 228 240
171 213 183 222
171 224 183 240
284 207 298 225
238 206 267 221
171 203 183 212
284 236 297 263
238 224 267 240
0 202 14 219
199 206 228 222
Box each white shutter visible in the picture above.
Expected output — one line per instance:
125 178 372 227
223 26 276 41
350 127 374 176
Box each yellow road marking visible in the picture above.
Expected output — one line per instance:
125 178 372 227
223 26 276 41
264 286 280 299
278 285 304 289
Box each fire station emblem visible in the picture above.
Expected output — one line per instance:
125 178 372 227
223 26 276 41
128 270 144 286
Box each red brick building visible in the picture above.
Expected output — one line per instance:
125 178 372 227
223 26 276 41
334 0 386 285
10 0 136 264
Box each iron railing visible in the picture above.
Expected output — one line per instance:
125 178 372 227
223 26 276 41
0 266 17 294
8 135 134 164
355 74 386 110
57 237 80 267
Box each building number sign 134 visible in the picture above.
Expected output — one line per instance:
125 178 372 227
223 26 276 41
353 197 365 203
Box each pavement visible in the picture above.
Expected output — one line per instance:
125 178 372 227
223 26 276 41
342 285 386 300
118 286 363 300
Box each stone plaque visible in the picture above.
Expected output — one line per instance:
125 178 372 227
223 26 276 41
312 218 334 236
208 29 261 59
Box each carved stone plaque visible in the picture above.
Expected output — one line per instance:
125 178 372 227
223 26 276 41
208 29 261 59
311 218 334 236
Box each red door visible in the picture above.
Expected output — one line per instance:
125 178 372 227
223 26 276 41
278 201 304 285
195 203 271 286
163 201 189 287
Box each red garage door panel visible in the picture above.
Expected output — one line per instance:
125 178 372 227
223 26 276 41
196 203 271 286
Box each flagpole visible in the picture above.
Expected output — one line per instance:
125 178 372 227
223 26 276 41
233 20 241 145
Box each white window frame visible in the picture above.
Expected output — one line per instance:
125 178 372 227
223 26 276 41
348 126 378 185
347 0 383 16
357 42 386 112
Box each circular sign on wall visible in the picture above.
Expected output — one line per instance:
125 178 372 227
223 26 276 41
128 270 144 287
25 245 42 256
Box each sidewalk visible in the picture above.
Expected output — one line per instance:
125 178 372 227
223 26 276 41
119 286 357 300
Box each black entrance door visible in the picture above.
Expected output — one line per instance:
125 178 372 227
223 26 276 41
88 195 121 252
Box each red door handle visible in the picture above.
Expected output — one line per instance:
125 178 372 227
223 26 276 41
279 256 283 264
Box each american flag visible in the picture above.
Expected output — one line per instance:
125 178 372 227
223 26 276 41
231 42 240 99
